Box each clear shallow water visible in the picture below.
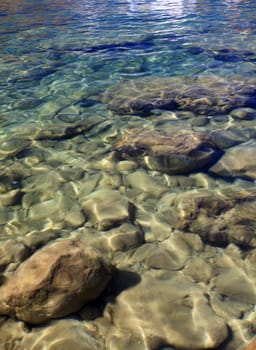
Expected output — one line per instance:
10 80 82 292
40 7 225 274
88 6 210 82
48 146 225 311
1 1 256 349
1 0 256 128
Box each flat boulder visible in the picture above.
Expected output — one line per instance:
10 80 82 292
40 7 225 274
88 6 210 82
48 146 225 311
102 75 256 115
114 128 221 174
157 187 256 247
0 239 112 324
105 271 228 349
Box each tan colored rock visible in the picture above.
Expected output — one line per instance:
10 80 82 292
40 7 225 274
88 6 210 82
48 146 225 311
108 223 144 252
0 239 112 324
0 318 28 349
82 189 132 230
105 271 228 349
21 319 104 350
244 338 256 350
114 127 221 174
0 239 30 271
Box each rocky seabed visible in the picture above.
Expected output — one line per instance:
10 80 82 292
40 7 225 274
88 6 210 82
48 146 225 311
0 75 256 350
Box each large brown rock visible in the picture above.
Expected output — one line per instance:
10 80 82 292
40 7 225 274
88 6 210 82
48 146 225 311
157 187 256 247
114 127 221 174
0 239 112 324
102 75 256 115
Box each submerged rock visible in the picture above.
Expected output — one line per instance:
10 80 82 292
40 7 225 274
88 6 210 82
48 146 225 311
210 141 256 180
0 137 31 160
102 75 256 115
105 271 228 349
21 319 104 350
114 127 221 174
0 239 112 324
81 189 133 230
157 187 256 247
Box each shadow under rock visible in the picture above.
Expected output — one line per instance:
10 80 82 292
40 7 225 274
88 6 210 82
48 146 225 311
77 269 141 321
107 269 141 298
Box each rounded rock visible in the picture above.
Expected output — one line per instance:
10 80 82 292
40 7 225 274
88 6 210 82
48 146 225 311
0 239 112 324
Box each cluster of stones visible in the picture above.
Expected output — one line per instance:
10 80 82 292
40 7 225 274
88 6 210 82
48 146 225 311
0 74 256 350
102 75 256 116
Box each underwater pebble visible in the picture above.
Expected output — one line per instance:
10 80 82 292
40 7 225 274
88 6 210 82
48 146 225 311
82 189 133 230
230 107 256 120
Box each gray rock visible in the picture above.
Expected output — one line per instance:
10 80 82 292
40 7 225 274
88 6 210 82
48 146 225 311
230 107 256 120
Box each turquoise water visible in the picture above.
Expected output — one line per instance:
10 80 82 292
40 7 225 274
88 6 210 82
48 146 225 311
1 1 256 349
1 0 256 131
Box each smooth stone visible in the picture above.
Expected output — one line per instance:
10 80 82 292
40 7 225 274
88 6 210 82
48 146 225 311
22 170 65 204
108 223 144 252
210 141 256 180
82 189 132 230
1 160 32 185
176 111 196 120
132 233 204 270
37 101 62 118
210 130 244 149
125 170 167 197
0 189 21 207
64 205 86 228
190 115 209 127
59 168 85 181
28 191 85 228
150 214 172 241
0 138 31 160
21 319 104 350
230 107 256 120
0 207 13 225
105 271 228 349
214 268 256 304
114 128 221 175
210 292 251 321
117 160 138 174
0 239 112 324
19 231 64 251
74 174 102 201
183 256 213 283
0 240 30 271
28 192 66 220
